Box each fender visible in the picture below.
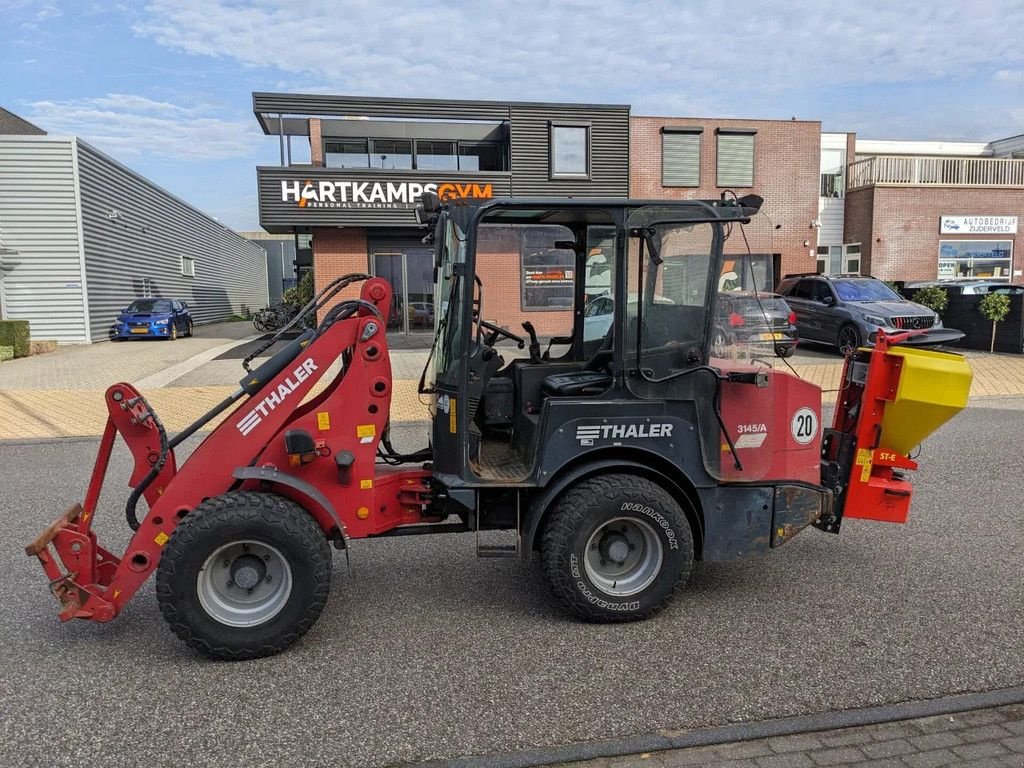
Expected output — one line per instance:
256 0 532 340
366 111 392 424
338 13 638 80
232 466 348 544
521 454 704 560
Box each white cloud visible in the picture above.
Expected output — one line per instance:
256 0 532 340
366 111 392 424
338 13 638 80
35 4 61 20
133 0 1024 118
994 69 1024 83
26 94 262 161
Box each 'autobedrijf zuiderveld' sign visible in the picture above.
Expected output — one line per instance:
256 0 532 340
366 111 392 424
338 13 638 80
939 215 1018 234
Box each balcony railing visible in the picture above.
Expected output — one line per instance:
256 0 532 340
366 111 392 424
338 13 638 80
847 155 1024 190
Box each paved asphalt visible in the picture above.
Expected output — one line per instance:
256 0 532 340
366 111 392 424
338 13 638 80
1 402 1022 767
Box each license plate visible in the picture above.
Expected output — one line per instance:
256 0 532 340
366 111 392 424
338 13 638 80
760 332 784 341
130 328 148 334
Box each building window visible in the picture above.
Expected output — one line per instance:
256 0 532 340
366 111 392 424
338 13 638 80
550 123 589 178
181 254 196 278
661 128 701 187
325 139 370 168
938 240 1013 280
845 243 861 274
416 140 458 171
716 129 755 187
820 172 844 197
820 148 846 197
522 225 576 311
370 139 412 169
458 142 504 172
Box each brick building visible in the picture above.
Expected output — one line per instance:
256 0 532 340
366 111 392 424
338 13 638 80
842 136 1024 283
631 115 823 280
254 93 630 336
252 90 1024 339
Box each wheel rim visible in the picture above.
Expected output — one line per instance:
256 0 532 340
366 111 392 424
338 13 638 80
171 326 177 340
839 327 858 354
583 516 664 597
197 540 293 627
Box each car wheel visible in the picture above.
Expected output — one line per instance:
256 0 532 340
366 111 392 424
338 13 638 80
837 324 861 356
185 320 194 337
775 344 796 358
169 324 178 341
711 328 732 357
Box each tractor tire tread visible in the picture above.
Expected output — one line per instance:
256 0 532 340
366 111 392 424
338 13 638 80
540 474 693 623
155 491 331 660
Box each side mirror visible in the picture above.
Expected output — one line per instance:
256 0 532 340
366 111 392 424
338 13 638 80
821 296 835 306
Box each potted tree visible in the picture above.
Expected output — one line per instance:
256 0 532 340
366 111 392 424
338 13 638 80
978 292 1011 353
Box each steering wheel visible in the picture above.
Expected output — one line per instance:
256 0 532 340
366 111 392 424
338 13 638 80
479 318 525 348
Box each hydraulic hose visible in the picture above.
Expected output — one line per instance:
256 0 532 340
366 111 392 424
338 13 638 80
124 393 170 532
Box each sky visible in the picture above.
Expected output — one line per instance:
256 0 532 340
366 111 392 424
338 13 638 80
2 0 1023 231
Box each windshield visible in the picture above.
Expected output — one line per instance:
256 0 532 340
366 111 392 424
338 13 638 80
126 299 172 313
833 279 901 302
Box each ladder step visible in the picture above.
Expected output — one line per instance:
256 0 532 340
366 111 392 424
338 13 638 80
476 544 519 558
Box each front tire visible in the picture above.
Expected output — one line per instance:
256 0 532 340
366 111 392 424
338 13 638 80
837 323 861 356
156 491 332 660
541 474 694 622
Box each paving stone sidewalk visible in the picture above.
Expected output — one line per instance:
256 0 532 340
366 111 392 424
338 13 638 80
2 345 1024 440
554 704 1024 768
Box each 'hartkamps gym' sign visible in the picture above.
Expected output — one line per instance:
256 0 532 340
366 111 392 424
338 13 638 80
281 179 494 210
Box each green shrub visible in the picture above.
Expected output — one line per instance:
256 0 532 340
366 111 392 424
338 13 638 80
911 285 949 315
0 320 30 358
283 270 315 308
0 345 13 363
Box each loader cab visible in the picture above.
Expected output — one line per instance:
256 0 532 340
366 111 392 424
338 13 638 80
419 195 768 495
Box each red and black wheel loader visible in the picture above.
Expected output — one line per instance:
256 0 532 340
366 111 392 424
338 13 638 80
26 194 973 659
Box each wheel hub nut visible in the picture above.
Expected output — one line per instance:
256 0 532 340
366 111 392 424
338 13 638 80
600 533 631 565
230 554 267 590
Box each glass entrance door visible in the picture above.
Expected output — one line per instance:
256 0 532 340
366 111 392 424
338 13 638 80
371 247 435 335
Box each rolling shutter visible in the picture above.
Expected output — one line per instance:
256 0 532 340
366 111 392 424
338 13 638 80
661 128 701 186
717 130 755 187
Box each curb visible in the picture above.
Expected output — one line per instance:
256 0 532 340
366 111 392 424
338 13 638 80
411 686 1024 768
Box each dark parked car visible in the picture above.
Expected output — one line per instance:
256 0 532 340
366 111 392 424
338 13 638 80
903 279 1024 297
713 291 798 358
114 298 193 340
776 274 961 355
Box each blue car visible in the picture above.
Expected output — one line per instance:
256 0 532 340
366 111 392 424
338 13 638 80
114 298 193 340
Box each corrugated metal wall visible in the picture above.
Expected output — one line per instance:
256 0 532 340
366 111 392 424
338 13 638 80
0 137 89 342
508 104 630 196
77 140 268 341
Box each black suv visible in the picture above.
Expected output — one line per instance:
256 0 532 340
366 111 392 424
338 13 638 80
776 274 949 354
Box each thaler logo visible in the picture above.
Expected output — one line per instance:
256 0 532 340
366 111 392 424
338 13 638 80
575 422 673 446
236 358 318 436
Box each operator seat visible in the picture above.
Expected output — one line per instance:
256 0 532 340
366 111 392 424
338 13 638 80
541 329 613 396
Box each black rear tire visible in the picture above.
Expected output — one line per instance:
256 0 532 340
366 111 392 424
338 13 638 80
837 323 861 356
775 343 796 358
156 491 331 660
541 474 694 622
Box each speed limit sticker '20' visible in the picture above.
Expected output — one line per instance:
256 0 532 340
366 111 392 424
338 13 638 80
791 407 818 445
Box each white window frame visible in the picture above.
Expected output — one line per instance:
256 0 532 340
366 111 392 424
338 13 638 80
549 122 591 179
181 254 196 278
